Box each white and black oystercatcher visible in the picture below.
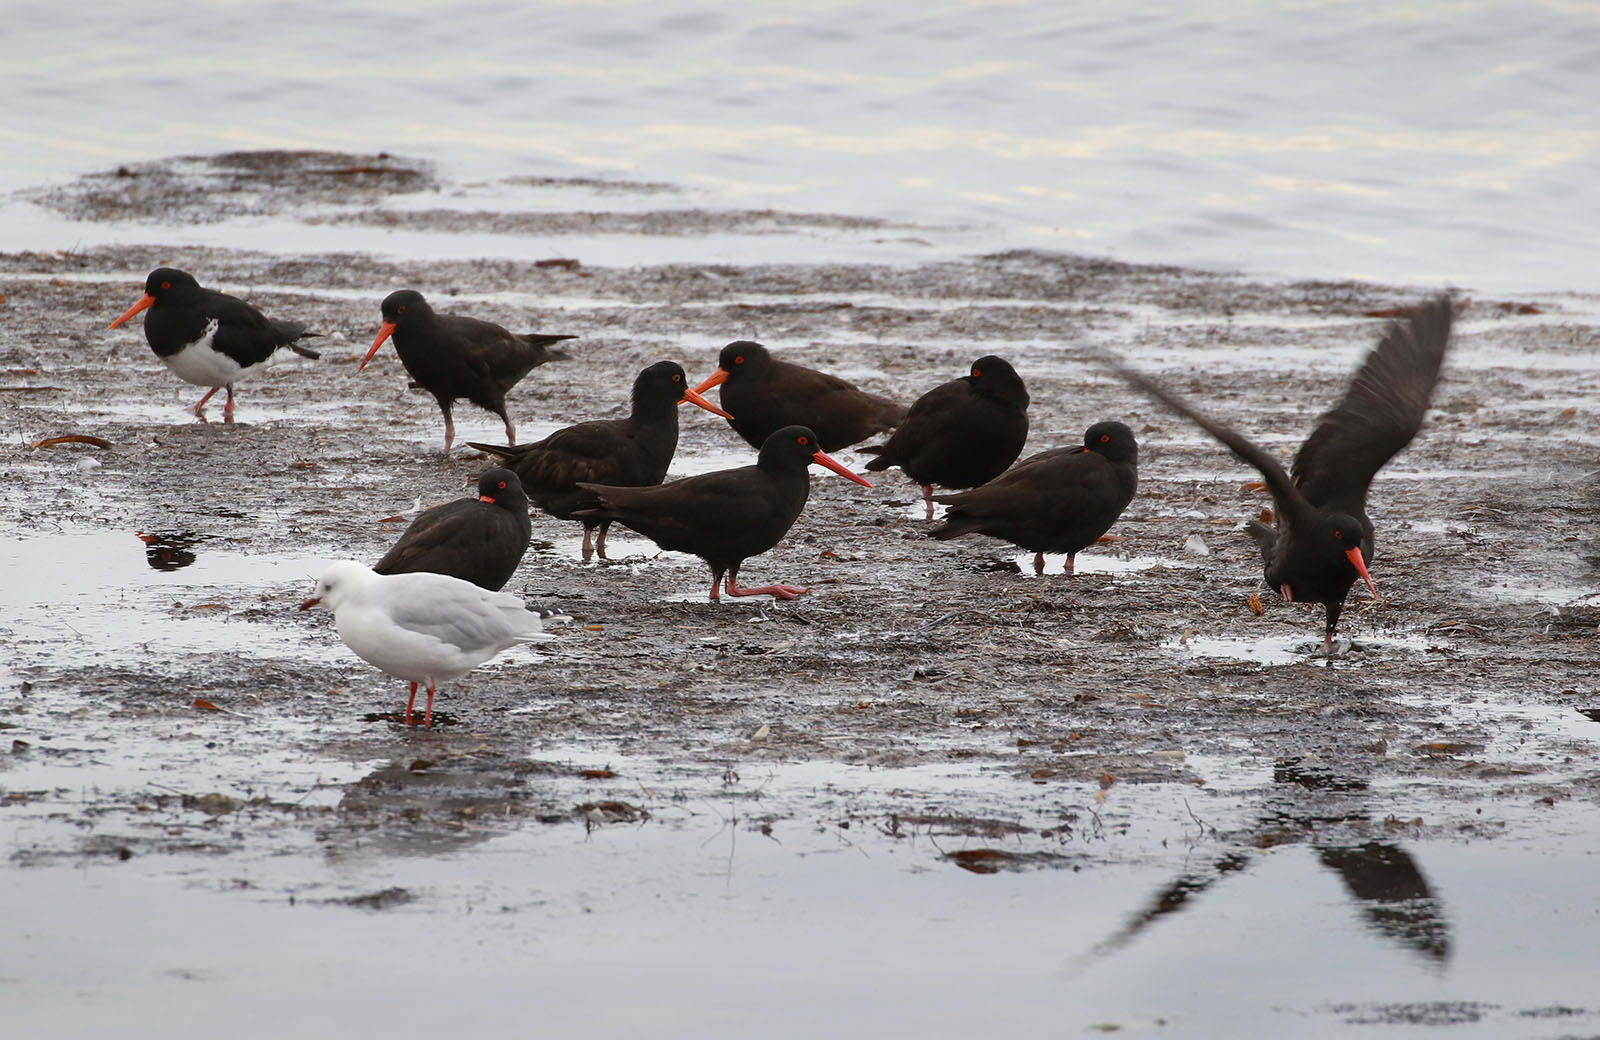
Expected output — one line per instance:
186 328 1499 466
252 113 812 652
1103 296 1454 652
575 424 873 601
361 289 575 452
371 467 533 591
468 361 732 562
931 421 1139 573
108 267 321 421
299 561 566 728
861 355 1031 519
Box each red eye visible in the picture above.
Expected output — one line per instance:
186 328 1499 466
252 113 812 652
797 435 809 446
160 281 171 290
1100 433 1110 443
497 480 507 490
734 356 744 365
1334 529 1345 541
972 368 982 378
673 373 682 382
397 305 407 314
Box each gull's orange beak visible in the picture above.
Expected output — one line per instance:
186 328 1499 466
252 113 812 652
680 386 733 420
810 448 873 488
359 322 396 371
1345 547 1379 599
298 596 320 611
109 293 155 329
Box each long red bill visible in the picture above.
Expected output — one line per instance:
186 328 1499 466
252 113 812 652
479 495 496 504
810 448 873 488
691 368 729 395
359 322 397 371
298 596 320 611
680 387 733 419
109 294 155 329
1345 547 1379 599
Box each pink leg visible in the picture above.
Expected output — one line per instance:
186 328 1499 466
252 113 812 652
581 527 595 563
404 682 419 725
1280 584 1294 603
222 386 235 423
595 524 610 561
1065 553 1075 574
423 685 438 728
922 485 934 521
708 570 723 602
725 567 808 600
442 415 455 454
191 386 221 416
1034 552 1047 575
503 416 516 444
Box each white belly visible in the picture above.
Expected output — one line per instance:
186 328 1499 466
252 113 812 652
159 321 245 388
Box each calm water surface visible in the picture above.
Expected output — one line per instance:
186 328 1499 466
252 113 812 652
3 0 1597 290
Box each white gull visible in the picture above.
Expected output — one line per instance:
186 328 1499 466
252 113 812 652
299 560 565 727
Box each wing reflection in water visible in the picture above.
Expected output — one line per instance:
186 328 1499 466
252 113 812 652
1084 756 1450 969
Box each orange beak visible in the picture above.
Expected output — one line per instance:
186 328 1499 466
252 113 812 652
298 596 320 611
1345 547 1379 599
810 448 873 488
479 495 496 504
359 322 397 371
691 368 729 396
109 293 155 329
680 386 733 420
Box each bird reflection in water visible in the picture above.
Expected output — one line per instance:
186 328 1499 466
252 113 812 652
1086 756 1450 968
136 530 203 571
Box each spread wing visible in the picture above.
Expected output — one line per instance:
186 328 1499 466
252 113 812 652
1099 352 1318 536
1292 296 1453 514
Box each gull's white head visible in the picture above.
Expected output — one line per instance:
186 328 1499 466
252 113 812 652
298 561 374 613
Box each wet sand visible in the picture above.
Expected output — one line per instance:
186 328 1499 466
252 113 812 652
3 153 1599 1036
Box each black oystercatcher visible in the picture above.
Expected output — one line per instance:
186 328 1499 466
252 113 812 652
371 468 532 591
300 561 566 728
861 355 1030 518
361 289 575 452
1103 296 1453 652
692 341 906 452
931 421 1139 574
467 361 732 562
108 267 321 421
575 425 873 601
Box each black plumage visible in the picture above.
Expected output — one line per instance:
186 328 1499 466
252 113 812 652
693 341 907 452
362 289 574 452
1104 296 1453 651
931 421 1139 573
862 355 1030 518
575 425 873 601
371 468 532 591
467 360 730 561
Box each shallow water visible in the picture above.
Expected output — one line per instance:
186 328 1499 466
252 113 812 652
4 1 1598 291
